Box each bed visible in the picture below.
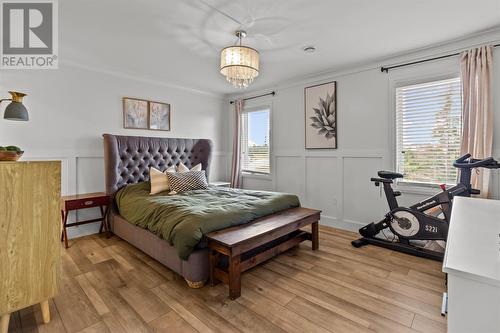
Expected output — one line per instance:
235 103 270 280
103 134 301 287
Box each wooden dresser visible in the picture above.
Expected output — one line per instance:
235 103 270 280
0 161 61 333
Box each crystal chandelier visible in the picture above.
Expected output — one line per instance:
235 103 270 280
220 30 259 88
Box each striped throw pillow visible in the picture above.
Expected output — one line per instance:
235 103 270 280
149 166 176 194
166 170 209 193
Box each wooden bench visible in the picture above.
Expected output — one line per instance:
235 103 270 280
206 207 321 299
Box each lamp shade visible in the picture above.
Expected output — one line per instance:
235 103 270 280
220 29 260 89
4 101 29 121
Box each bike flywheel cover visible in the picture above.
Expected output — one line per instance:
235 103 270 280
390 210 420 237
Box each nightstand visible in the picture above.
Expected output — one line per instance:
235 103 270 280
210 181 231 188
60 192 111 248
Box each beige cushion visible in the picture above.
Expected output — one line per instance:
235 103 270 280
178 162 202 173
150 166 176 194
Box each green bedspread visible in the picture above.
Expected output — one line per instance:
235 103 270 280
115 182 300 260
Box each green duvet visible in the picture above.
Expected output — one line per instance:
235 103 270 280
115 182 300 260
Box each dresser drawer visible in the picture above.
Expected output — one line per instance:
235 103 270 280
64 196 110 211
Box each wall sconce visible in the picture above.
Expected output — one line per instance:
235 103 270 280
0 91 29 121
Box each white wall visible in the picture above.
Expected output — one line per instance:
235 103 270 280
0 64 228 237
230 31 500 231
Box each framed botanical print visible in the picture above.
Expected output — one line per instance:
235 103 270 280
123 97 148 129
304 81 337 149
149 101 171 131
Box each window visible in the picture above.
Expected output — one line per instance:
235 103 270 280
241 106 270 174
396 77 462 185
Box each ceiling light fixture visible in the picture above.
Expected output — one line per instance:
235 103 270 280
220 30 260 89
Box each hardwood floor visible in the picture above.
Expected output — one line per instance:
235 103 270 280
10 225 446 333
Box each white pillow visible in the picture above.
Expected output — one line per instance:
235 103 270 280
177 162 202 173
149 166 176 195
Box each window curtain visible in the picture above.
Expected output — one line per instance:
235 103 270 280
460 45 493 198
230 99 244 188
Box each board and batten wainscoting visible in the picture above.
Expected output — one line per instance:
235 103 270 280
237 149 386 232
240 148 499 231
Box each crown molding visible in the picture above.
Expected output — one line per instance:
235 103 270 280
226 26 500 100
60 59 225 99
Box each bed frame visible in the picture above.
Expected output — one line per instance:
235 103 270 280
103 134 213 287
102 134 318 288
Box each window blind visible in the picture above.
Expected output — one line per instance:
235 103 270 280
241 107 270 174
396 77 462 185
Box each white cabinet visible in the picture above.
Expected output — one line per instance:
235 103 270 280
443 196 500 333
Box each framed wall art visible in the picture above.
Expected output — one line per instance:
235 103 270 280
304 81 337 149
123 97 148 129
122 97 171 131
149 101 171 131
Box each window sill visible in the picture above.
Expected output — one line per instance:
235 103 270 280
394 182 445 196
242 172 272 181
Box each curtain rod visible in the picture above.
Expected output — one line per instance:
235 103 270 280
229 91 276 104
381 43 500 73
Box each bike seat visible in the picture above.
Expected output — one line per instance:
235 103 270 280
377 171 404 180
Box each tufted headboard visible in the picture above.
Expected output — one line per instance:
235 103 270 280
103 134 213 198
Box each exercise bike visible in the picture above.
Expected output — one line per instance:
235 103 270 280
351 153 500 261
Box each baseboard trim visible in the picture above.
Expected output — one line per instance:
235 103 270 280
318 215 364 232
67 222 101 239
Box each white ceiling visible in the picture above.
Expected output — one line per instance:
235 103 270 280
61 0 500 95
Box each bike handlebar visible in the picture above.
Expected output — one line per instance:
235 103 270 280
453 153 499 169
